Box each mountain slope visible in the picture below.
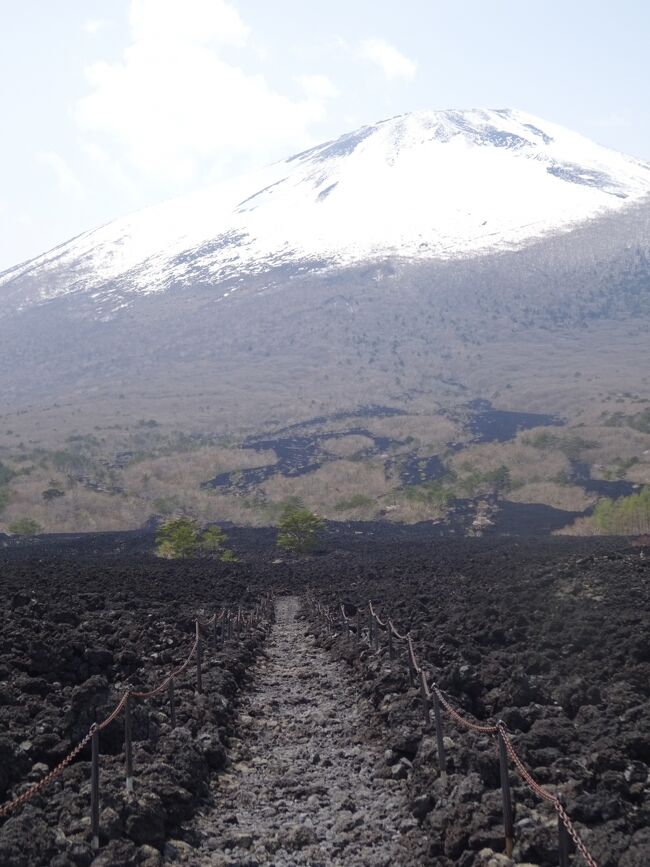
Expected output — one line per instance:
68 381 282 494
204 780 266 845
1 108 649 441
2 108 650 319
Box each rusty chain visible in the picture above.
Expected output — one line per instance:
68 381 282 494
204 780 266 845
319 597 600 867
498 723 598 867
131 635 199 700
0 597 272 823
0 726 95 820
434 687 499 735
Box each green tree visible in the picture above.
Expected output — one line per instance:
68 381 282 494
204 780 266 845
277 505 325 553
156 517 200 558
201 525 238 561
156 518 237 560
0 487 10 515
593 487 650 535
8 518 43 536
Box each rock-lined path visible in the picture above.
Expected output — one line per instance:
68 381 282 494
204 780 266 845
183 596 429 865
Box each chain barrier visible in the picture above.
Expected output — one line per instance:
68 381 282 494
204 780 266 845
0 593 274 828
319 596 600 867
0 726 95 820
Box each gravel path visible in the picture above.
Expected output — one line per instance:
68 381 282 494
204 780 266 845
183 596 428 865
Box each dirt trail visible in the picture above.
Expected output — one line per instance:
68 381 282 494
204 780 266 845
183 596 428 865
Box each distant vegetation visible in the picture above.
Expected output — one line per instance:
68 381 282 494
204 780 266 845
593 487 650 535
524 431 599 459
604 408 650 435
8 518 42 536
156 518 236 560
334 494 374 511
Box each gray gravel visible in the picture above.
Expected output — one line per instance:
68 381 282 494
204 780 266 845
180 596 429 865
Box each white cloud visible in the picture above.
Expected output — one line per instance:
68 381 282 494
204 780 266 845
84 18 106 36
298 74 338 100
75 0 324 182
359 37 417 81
37 152 84 197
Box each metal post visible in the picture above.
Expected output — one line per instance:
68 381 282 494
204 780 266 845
90 726 100 851
419 670 431 728
124 694 134 794
168 678 176 728
431 689 447 775
195 621 203 694
497 724 514 858
557 795 571 867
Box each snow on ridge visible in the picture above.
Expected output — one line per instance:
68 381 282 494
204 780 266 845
3 108 650 312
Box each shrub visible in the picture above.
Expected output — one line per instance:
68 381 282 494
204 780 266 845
156 518 236 560
277 505 325 553
558 436 599 460
456 465 511 497
8 518 43 536
334 494 374 511
402 480 453 507
593 487 650 535
42 487 65 502
526 431 560 450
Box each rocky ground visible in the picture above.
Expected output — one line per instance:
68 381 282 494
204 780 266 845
180 596 428 866
309 541 650 867
0 557 270 866
0 531 648 866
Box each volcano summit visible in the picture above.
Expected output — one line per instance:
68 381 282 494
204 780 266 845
1 108 649 431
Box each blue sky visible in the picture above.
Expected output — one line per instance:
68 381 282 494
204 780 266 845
1 0 648 270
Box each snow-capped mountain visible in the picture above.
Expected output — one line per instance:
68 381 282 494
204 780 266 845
1 108 649 433
2 108 650 318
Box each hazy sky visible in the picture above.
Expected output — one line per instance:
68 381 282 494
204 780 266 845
1 0 648 270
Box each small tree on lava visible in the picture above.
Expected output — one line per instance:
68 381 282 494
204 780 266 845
277 504 325 553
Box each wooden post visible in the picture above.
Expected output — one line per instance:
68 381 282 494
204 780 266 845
355 611 360 654
90 726 100 851
497 724 514 858
124 694 134 794
367 610 373 648
195 621 203 694
213 614 218 647
168 678 176 728
431 689 447 775
419 670 431 728
373 617 380 651
387 624 394 659
557 795 571 867
407 639 416 687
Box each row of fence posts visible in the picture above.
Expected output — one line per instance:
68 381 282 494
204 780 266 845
88 596 272 852
326 598 589 867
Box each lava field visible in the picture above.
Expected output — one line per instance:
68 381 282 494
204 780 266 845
0 531 648 866
309 537 650 866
